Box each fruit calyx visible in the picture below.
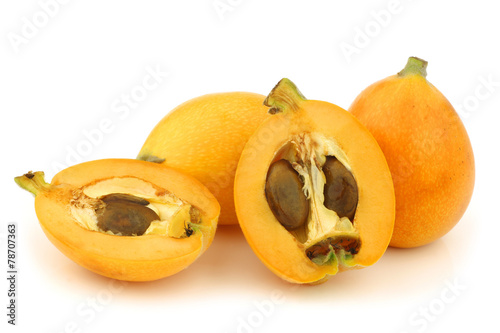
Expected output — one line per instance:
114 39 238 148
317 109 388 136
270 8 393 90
264 78 306 114
397 56 428 78
15 171 51 196
138 155 166 164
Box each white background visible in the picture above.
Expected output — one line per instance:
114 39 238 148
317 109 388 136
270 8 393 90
1 1 499 332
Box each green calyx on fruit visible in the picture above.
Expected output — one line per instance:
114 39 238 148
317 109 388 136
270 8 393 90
264 78 306 114
14 171 50 196
397 56 428 78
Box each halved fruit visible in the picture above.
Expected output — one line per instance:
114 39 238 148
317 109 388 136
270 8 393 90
15 159 219 281
234 79 395 284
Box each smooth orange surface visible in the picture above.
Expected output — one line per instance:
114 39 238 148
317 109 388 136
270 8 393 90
32 159 219 281
234 92 395 284
350 71 475 248
138 92 270 225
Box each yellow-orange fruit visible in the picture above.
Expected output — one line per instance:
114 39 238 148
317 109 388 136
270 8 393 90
15 159 219 281
349 57 475 248
137 92 270 225
234 79 395 284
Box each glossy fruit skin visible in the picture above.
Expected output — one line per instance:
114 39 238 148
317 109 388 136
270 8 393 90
349 62 475 248
138 92 270 225
23 159 219 281
234 79 395 284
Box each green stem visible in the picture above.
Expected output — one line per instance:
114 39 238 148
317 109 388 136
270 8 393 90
14 171 50 196
264 78 306 114
398 56 428 78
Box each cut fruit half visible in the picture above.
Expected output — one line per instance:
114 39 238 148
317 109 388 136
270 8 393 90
234 79 395 284
15 159 220 281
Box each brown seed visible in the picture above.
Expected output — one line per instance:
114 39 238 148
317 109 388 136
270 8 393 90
323 156 358 221
100 193 150 206
265 159 309 230
96 193 160 236
306 236 361 262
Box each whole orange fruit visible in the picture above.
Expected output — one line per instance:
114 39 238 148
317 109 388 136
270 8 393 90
349 57 475 248
137 92 269 225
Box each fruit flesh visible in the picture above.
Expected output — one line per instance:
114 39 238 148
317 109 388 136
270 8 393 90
349 57 475 248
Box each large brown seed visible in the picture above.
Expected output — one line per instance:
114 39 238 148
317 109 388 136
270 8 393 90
265 159 309 230
323 156 358 221
96 193 160 236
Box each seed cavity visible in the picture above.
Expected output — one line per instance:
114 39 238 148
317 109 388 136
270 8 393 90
265 159 309 230
323 156 358 221
264 133 361 268
69 177 200 238
96 193 160 236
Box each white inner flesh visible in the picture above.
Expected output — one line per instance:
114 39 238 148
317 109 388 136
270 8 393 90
69 177 195 237
275 133 359 249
